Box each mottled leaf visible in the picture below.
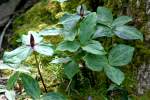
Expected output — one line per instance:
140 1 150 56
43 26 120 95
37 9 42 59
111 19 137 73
51 57 71 64
7 72 19 90
108 44 134 66
84 54 108 71
3 46 32 64
39 28 62 36
79 13 97 44
114 25 143 41
104 66 124 85
82 40 106 55
42 92 67 100
93 25 113 38
64 61 79 79
34 43 53 56
97 7 113 26
20 73 41 99
112 16 132 26
61 14 80 41
57 40 80 52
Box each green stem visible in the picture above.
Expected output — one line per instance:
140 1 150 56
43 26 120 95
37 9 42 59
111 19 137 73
34 53 47 93
65 79 72 92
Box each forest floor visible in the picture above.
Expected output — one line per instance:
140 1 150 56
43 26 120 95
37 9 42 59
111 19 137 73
0 0 150 100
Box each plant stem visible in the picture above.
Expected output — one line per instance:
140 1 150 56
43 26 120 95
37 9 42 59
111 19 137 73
65 79 72 92
34 53 47 93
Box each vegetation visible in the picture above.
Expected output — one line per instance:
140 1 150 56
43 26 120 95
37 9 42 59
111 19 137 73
0 0 149 100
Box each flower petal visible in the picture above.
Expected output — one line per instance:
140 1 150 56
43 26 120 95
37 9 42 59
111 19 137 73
22 31 43 45
34 43 53 56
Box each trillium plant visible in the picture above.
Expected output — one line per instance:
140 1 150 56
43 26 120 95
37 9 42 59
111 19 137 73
0 32 66 99
47 6 143 86
0 4 143 100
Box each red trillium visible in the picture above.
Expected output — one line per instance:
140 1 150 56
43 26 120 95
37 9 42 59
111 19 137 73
80 5 84 18
3 31 54 65
30 34 35 48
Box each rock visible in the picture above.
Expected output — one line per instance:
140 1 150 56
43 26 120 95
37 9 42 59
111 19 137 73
137 61 150 95
0 0 9 5
146 0 150 15
0 0 21 27
22 0 38 10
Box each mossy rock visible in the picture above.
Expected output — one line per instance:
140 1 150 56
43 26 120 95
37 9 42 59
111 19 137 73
11 1 61 45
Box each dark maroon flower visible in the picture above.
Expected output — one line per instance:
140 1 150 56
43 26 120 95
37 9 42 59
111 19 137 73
80 5 84 18
30 34 35 48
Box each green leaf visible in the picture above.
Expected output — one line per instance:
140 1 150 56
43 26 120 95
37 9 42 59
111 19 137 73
22 31 43 45
112 16 132 26
42 92 67 100
108 44 134 66
51 57 71 64
64 61 79 79
79 12 97 44
82 40 106 55
0 85 6 93
20 73 41 99
61 14 80 30
0 89 6 93
3 46 32 64
61 14 80 41
39 28 62 36
107 84 118 91
63 29 78 41
104 66 124 85
0 63 30 73
5 90 16 100
7 72 20 90
84 54 108 71
93 25 113 38
15 66 30 73
97 7 113 26
0 63 14 70
57 40 80 52
114 25 143 41
34 43 54 56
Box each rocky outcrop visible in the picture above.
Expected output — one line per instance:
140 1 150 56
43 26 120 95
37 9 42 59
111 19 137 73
0 0 39 27
137 61 150 95
146 0 150 15
0 0 21 27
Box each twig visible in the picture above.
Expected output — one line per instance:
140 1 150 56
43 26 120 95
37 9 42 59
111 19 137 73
0 18 12 49
65 79 72 92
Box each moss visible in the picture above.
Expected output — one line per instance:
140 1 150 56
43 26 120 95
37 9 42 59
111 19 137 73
60 0 94 13
11 1 61 45
43 36 62 45
10 0 150 99
122 65 138 95
138 90 150 100
61 0 83 13
13 2 50 34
